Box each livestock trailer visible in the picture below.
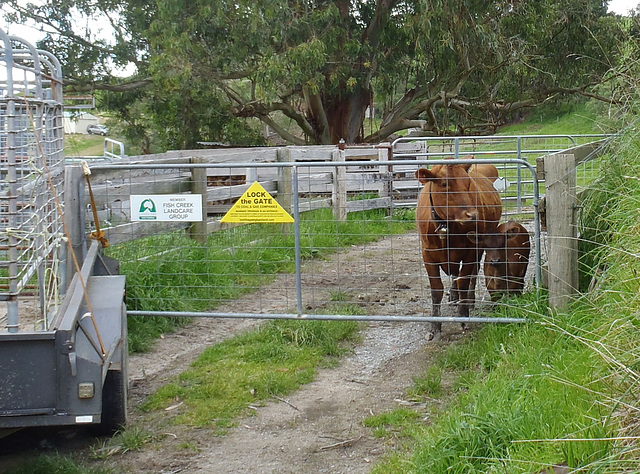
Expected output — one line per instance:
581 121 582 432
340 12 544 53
0 30 127 434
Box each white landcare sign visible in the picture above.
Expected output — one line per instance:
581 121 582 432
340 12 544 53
130 195 203 222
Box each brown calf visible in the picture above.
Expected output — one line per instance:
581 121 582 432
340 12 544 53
415 158 502 340
478 221 531 300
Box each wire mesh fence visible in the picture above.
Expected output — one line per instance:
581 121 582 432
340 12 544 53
393 134 609 217
86 154 543 324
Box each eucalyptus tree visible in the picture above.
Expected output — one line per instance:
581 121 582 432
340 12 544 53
2 0 626 147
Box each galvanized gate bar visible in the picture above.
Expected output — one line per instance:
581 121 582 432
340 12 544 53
90 157 534 171
292 166 303 316
391 134 580 158
126 310 526 324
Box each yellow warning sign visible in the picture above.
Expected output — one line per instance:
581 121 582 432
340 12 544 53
221 181 294 223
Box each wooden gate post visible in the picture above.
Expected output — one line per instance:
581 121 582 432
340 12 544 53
544 153 579 309
332 149 347 222
189 157 207 244
63 164 87 290
277 147 293 234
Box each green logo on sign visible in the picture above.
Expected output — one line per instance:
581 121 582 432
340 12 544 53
139 198 157 220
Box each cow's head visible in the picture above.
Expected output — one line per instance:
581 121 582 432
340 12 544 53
415 163 479 225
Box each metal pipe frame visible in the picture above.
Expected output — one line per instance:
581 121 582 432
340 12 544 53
91 157 539 324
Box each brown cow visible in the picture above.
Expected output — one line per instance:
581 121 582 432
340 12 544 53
477 221 531 300
415 159 502 341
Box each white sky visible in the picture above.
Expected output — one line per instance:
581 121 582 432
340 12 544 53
608 0 639 14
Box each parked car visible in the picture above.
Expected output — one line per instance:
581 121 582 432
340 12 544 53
87 124 109 136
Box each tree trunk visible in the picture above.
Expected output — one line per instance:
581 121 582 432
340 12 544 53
323 88 370 144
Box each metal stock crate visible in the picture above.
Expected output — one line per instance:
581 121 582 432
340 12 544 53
0 30 127 434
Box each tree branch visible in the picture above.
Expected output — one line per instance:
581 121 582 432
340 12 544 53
260 115 306 146
66 78 152 92
303 85 330 143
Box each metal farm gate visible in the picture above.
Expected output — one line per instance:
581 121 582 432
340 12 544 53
82 135 609 326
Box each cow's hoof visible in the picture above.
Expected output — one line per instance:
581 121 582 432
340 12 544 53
427 330 442 342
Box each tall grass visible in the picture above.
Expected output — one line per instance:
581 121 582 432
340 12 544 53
371 129 640 472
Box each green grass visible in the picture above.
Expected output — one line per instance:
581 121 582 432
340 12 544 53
90 427 156 458
64 134 107 157
370 297 625 472
3 428 155 473
140 318 360 429
497 101 612 136
364 408 423 439
3 454 110 474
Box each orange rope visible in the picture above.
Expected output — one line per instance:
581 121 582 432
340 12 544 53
24 98 106 357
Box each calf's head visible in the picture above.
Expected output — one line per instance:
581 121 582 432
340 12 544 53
483 232 510 268
469 222 530 266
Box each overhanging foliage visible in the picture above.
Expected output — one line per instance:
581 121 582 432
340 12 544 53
2 0 635 147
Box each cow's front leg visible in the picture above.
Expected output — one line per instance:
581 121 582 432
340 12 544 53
424 256 443 341
457 262 479 330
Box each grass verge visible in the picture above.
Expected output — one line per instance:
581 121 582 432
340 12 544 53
140 316 361 430
368 294 627 472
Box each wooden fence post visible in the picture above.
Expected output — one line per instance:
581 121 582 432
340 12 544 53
189 157 207 244
378 143 393 216
332 149 347 222
276 148 293 212
63 165 87 290
277 147 293 234
544 153 579 309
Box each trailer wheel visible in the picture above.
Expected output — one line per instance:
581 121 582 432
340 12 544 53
95 307 128 435
99 365 128 434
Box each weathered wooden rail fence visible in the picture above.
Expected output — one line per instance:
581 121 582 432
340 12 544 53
85 138 606 246
87 144 407 246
